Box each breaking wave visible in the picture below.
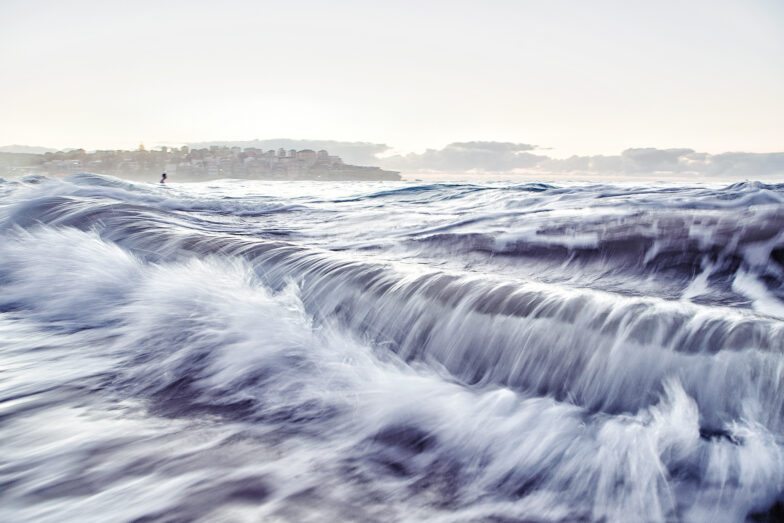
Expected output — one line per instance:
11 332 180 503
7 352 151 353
0 174 783 522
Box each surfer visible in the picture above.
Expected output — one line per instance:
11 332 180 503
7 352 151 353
160 172 167 184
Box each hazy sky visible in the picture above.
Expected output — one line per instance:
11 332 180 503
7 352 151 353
1 0 782 157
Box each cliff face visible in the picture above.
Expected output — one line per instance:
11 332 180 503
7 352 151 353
0 147 401 181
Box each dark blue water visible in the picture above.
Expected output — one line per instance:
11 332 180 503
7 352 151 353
1 174 783 522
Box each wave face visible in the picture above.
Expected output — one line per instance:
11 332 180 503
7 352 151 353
1 174 783 522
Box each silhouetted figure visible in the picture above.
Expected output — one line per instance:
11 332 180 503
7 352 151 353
160 172 167 184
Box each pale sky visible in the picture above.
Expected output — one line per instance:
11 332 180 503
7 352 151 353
1 0 782 157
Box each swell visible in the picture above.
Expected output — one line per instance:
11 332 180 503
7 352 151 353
3 193 783 436
409 209 784 296
2 180 784 520
329 182 556 202
3 245 778 521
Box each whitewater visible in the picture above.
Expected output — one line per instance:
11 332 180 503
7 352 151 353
1 173 783 522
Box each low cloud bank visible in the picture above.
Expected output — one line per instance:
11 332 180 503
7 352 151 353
0 145 58 154
537 149 784 178
382 144 784 178
187 139 784 178
380 141 544 172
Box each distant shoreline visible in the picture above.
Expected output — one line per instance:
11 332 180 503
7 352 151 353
0 146 401 182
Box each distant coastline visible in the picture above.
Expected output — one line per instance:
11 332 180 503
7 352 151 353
0 145 401 182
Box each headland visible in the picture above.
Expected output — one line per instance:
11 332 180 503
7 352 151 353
0 145 401 181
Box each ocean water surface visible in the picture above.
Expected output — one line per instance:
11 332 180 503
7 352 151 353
1 174 783 522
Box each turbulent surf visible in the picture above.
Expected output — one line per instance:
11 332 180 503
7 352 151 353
1 174 783 522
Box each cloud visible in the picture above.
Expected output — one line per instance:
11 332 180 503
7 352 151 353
539 148 698 174
379 141 544 172
0 145 58 154
538 149 784 178
706 152 784 177
621 148 696 171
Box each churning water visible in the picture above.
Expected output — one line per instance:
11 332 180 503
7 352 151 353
1 174 783 522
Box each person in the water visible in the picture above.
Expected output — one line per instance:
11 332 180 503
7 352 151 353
160 172 167 184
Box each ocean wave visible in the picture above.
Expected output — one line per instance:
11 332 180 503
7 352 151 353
1 175 783 521
1 227 782 521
